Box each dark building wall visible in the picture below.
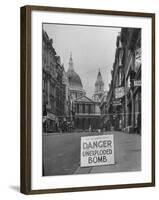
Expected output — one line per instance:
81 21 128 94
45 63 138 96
42 29 66 132
105 28 141 133
121 28 141 133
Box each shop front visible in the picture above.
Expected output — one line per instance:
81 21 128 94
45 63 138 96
42 112 56 133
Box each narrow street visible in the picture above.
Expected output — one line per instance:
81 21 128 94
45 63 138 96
43 131 141 176
42 27 142 177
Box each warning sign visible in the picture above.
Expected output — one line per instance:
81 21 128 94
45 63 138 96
80 135 115 167
134 80 141 87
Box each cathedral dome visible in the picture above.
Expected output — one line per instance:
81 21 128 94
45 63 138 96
67 69 83 89
66 53 83 91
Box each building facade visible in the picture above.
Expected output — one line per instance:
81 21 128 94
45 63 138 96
105 28 141 133
62 69 70 119
66 62 102 131
92 69 104 102
110 33 125 131
121 28 141 133
65 53 86 124
99 91 109 130
42 30 66 132
74 96 101 131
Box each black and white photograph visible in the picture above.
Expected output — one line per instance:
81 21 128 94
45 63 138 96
42 23 141 176
20 5 155 194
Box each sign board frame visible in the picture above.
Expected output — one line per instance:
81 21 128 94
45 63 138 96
80 135 115 167
134 80 141 87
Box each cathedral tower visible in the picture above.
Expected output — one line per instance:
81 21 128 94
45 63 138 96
92 69 104 102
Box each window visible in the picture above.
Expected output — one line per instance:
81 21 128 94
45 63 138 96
85 104 89 114
127 76 130 88
79 104 82 114
88 104 91 114
77 104 79 114
82 104 85 113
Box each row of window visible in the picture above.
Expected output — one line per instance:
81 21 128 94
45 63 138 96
75 104 101 114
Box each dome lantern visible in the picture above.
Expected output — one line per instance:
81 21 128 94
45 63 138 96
68 52 74 71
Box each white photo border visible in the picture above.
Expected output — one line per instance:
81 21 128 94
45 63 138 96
31 9 153 190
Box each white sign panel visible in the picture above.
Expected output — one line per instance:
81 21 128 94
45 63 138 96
81 135 115 167
115 87 124 99
134 80 141 86
113 100 121 106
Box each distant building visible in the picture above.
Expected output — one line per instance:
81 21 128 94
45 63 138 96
109 33 125 131
74 95 101 131
66 53 85 100
106 80 114 131
100 91 108 130
65 55 102 131
65 53 86 123
92 69 104 102
62 68 70 119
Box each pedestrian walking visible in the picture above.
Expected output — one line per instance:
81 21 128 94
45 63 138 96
89 124 92 132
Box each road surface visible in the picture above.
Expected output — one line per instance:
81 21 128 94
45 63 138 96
42 131 141 176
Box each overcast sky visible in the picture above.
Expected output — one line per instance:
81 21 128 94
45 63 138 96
43 23 121 98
